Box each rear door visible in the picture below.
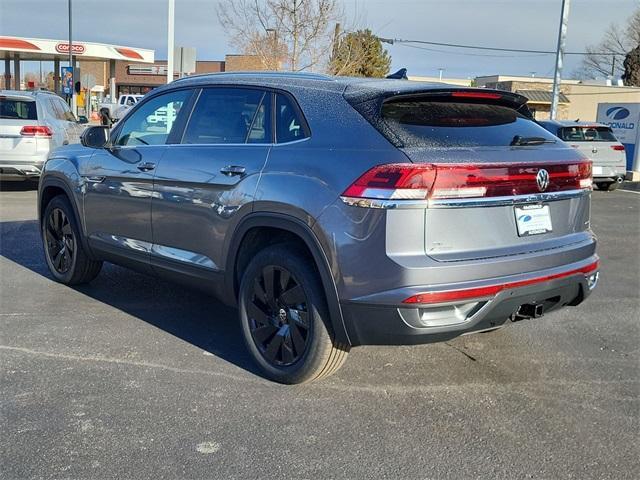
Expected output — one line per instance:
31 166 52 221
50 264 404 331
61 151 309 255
377 93 592 262
150 86 272 278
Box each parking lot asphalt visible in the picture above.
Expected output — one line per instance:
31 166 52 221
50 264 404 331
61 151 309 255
1 182 638 479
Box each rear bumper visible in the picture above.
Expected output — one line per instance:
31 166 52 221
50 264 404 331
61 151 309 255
593 165 626 181
0 157 46 179
341 257 599 346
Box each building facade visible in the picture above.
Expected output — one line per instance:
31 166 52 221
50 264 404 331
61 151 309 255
78 54 268 99
475 75 640 121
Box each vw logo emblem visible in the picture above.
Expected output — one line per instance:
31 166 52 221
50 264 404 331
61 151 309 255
536 169 550 192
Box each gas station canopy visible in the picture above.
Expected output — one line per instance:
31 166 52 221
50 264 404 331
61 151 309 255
0 36 154 62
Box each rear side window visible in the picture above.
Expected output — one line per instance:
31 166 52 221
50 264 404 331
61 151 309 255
275 93 307 143
54 98 76 122
380 100 557 147
559 126 617 142
0 98 37 120
182 88 270 144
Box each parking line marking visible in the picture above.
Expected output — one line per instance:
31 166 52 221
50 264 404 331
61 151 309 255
619 189 640 195
0 344 258 384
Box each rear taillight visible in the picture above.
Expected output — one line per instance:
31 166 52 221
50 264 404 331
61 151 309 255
20 126 53 137
342 161 592 201
611 145 625 151
342 164 436 200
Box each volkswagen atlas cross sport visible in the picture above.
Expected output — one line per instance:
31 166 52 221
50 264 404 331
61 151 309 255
38 72 599 384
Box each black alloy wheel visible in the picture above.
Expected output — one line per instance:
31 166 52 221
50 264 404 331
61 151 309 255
247 265 311 367
44 207 75 274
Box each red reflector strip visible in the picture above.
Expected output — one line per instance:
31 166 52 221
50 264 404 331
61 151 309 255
611 145 625 151
403 260 599 305
451 91 502 100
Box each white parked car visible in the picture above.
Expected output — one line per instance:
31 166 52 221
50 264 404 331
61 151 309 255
538 120 627 191
0 90 86 181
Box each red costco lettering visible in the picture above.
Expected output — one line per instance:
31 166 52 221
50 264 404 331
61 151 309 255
55 43 86 54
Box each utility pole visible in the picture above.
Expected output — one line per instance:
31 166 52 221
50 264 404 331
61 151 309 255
550 0 570 120
611 55 616 77
167 0 175 84
332 23 341 58
266 28 279 70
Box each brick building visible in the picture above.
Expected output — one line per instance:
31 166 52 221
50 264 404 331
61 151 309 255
78 54 267 98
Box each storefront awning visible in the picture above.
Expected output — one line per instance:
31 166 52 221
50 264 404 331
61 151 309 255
516 89 570 104
0 36 154 63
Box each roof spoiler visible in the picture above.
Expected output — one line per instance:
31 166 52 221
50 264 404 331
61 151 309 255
386 68 408 80
382 88 534 119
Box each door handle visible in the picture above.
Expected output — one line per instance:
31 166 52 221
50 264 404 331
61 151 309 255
137 162 156 172
85 176 105 183
220 165 246 176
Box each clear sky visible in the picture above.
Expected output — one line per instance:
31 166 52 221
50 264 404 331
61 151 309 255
1 0 638 79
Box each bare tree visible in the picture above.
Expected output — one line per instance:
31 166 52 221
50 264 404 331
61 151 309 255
217 0 342 72
579 7 640 79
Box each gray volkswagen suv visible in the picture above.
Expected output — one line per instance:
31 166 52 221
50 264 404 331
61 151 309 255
38 72 599 383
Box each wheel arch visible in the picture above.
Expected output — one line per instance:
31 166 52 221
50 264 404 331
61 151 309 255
38 177 95 258
225 213 351 345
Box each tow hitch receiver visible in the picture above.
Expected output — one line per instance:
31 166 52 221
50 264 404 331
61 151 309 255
512 303 544 322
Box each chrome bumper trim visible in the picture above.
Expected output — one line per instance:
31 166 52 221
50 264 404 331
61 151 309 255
341 189 589 209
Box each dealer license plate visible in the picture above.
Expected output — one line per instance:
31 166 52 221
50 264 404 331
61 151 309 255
515 204 552 236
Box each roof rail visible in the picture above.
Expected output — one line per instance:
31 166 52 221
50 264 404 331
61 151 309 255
171 70 334 84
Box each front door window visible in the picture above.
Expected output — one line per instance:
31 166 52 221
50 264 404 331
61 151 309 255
114 90 190 146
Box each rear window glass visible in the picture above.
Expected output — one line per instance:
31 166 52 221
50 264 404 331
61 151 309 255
0 98 37 120
380 100 557 147
276 93 308 143
559 126 617 142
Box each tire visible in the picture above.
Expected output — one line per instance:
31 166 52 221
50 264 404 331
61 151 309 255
238 244 349 384
42 195 102 285
595 181 619 191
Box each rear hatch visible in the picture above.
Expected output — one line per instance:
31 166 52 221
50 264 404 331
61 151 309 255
0 95 50 159
557 125 626 176
346 88 592 263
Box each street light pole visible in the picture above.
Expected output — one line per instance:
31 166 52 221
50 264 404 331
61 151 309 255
167 0 175 84
550 0 570 120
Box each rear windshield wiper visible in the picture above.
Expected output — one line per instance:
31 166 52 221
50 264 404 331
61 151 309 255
510 135 557 146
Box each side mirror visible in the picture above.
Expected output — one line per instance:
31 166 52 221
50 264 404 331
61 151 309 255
81 126 110 148
77 115 89 124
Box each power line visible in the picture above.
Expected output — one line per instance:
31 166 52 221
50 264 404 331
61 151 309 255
397 42 550 58
377 37 620 56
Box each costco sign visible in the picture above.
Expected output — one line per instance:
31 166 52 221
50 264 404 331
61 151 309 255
55 43 86 54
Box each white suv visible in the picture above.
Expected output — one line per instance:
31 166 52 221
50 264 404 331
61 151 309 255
0 90 86 181
538 120 627 191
